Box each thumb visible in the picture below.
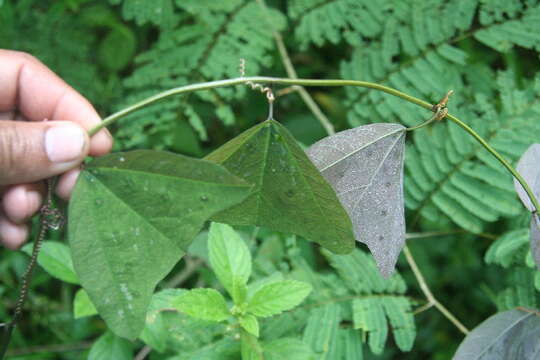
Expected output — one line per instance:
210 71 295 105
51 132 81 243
0 120 90 185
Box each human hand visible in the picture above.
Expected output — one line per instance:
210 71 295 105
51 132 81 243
0 50 113 249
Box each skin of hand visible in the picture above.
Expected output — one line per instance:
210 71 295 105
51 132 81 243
0 49 113 249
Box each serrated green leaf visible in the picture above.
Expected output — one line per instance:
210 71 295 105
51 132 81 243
307 123 406 277
247 280 312 317
206 119 355 254
248 272 284 298
453 309 540 360
88 331 133 360
69 150 251 340
172 288 230 322
208 222 251 302
73 289 98 319
22 241 79 284
263 338 315 360
240 314 260 337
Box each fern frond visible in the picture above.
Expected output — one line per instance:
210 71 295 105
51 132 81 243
485 228 529 268
109 0 177 28
496 267 539 311
302 304 342 360
405 73 540 233
116 1 286 149
288 0 385 48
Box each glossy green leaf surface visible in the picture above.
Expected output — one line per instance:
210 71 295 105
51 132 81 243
208 222 252 302
172 288 230 322
22 241 79 284
307 123 406 277
247 280 312 318
206 119 354 254
69 150 251 340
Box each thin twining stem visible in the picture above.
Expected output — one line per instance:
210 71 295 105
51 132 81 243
88 76 540 216
403 246 469 335
255 0 335 135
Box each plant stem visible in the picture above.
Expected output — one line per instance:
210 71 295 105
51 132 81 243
88 77 431 136
446 113 540 213
89 77 538 215
255 0 336 135
403 246 469 335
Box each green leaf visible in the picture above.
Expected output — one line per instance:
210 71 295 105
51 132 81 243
303 304 341 359
381 297 416 351
69 150 251 340
339 329 363 360
514 144 540 212
241 329 264 360
453 309 540 360
88 331 133 360
98 26 136 71
172 288 230 322
208 222 252 302
353 298 387 355
22 241 79 284
73 289 98 319
247 280 312 318
530 215 540 270
206 119 354 254
140 289 185 353
263 338 315 360
239 314 260 337
308 123 406 277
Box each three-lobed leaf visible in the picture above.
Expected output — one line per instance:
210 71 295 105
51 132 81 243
247 280 312 318
205 119 355 254
453 309 540 360
69 150 251 340
208 222 252 302
307 123 407 277
172 288 230 322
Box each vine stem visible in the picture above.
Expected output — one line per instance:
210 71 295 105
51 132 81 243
88 77 431 136
89 76 539 215
403 246 469 335
446 113 540 213
255 0 335 135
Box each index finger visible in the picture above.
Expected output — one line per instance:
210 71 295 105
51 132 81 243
0 49 112 156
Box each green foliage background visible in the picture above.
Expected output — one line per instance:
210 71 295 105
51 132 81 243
1 0 540 358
